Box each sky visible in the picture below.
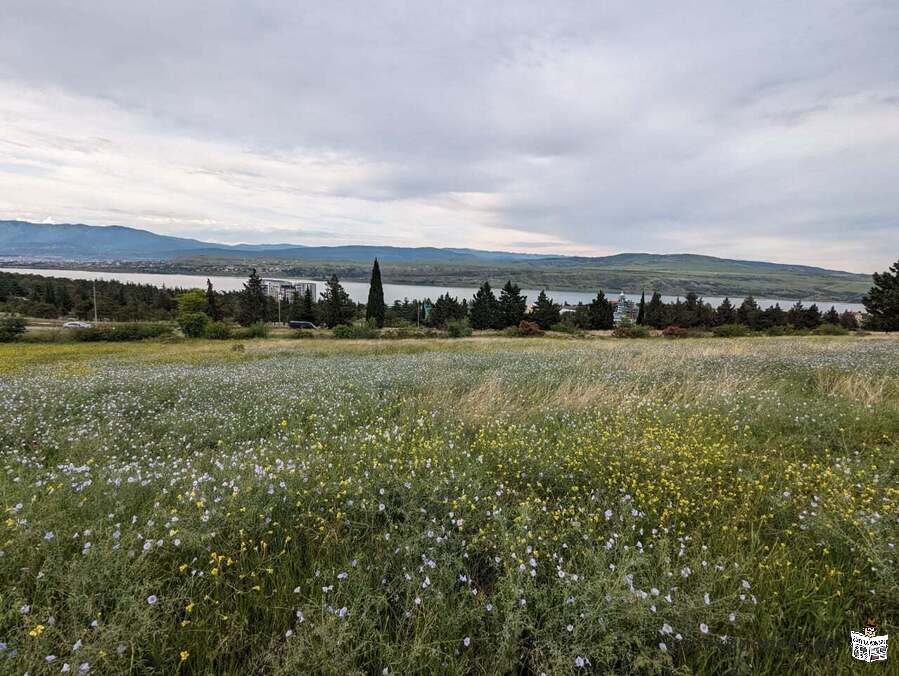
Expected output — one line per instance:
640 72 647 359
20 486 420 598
0 1 897 273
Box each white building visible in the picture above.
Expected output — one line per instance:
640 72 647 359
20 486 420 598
260 279 317 301
612 292 638 325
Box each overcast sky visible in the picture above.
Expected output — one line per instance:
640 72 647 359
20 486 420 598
1 1 897 272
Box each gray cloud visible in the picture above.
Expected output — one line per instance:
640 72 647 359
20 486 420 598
0 1 897 271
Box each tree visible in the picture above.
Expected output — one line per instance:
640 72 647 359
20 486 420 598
238 269 267 326
177 289 208 315
839 310 859 330
497 281 527 328
289 287 318 323
365 259 386 328
429 293 467 328
320 274 354 328
863 258 899 331
469 282 500 330
587 291 614 329
529 290 561 329
713 298 736 326
636 290 646 325
0 315 27 342
737 296 761 329
823 306 840 325
805 303 822 329
645 291 665 328
761 303 787 328
205 279 223 321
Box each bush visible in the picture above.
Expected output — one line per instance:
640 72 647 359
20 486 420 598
204 321 233 339
613 323 651 338
813 323 849 336
765 324 794 336
177 312 209 338
446 319 473 338
661 325 688 339
712 323 749 338
237 322 269 339
517 320 544 336
333 323 376 339
380 327 433 339
73 322 173 342
0 316 28 342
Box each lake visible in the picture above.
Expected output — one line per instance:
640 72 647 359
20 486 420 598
0 267 866 312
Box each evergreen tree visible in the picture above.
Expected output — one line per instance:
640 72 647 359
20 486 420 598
805 303 822 329
823 306 840 325
299 287 317 322
365 259 386 328
863 258 899 331
205 279 223 321
497 281 527 328
636 290 646 325
238 269 267 326
713 297 736 326
839 310 859 330
469 282 500 330
737 295 761 329
787 301 806 329
761 303 787 328
429 293 467 328
587 291 614 329
645 291 665 328
320 274 354 328
530 290 561 329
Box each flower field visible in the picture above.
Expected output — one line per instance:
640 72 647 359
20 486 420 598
1 336 897 674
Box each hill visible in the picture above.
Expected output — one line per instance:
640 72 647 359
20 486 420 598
0 220 873 300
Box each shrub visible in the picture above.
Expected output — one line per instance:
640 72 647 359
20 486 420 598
446 319 473 338
712 323 748 338
73 323 173 342
237 322 269 339
613 323 651 338
765 324 794 336
380 327 432 339
333 323 376 339
517 320 544 336
204 321 233 340
813 323 849 336
177 312 209 338
0 316 27 342
661 325 688 339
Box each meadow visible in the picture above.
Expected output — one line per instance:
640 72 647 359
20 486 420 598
0 335 896 674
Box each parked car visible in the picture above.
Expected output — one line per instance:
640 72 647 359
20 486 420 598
287 320 317 330
63 321 92 329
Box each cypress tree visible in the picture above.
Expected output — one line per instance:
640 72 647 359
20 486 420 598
299 287 317 322
863 258 899 331
469 282 499 330
636 290 646 325
645 291 665 328
498 281 527 328
205 279 223 321
530 290 561 329
365 259 386 328
237 269 267 326
320 274 353 328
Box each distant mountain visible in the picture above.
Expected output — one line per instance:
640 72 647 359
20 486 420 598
0 220 546 263
0 219 873 300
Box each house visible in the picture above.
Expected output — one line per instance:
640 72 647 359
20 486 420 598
612 293 638 325
260 279 317 301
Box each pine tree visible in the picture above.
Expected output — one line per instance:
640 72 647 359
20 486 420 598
645 291 665 328
587 291 614 329
320 274 353 328
469 282 499 330
787 301 806 329
863 258 899 331
804 303 822 329
530 290 561 329
365 259 386 328
713 297 735 326
737 295 761 329
205 279 223 321
839 310 859 330
238 269 267 326
497 281 527 328
823 306 840 325
299 287 317 323
636 290 646 325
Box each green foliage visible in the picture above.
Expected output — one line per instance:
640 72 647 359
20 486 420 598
428 293 467 328
177 289 208 315
813 323 849 336
446 318 472 338
661 325 688 339
587 291 614 329
0 315 27 342
177 312 209 338
320 274 354 328
237 322 269 339
238 269 267 326
529 290 561 329
613 320 651 338
333 322 377 339
497 281 527 328
289 287 318 323
644 291 665 328
713 323 749 338
863 258 899 331
72 322 173 342
205 279 224 321
365 259 387 328
469 281 500 330
204 321 233 340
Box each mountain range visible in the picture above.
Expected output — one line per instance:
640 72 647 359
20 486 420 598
0 220 873 301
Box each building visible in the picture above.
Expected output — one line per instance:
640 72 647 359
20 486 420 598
260 279 317 301
612 292 638 325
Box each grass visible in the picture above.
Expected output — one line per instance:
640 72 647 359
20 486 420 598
0 336 896 674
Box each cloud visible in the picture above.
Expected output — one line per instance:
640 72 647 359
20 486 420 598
0 1 897 271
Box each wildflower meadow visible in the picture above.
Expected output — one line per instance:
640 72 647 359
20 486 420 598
1 336 896 674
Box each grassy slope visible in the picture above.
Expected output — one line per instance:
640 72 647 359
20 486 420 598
0 336 896 674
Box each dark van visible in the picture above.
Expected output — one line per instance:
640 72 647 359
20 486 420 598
288 320 317 330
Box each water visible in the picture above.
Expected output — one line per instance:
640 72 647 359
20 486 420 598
0 267 865 312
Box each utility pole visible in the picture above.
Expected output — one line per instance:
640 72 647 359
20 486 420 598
277 294 282 324
92 279 98 323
